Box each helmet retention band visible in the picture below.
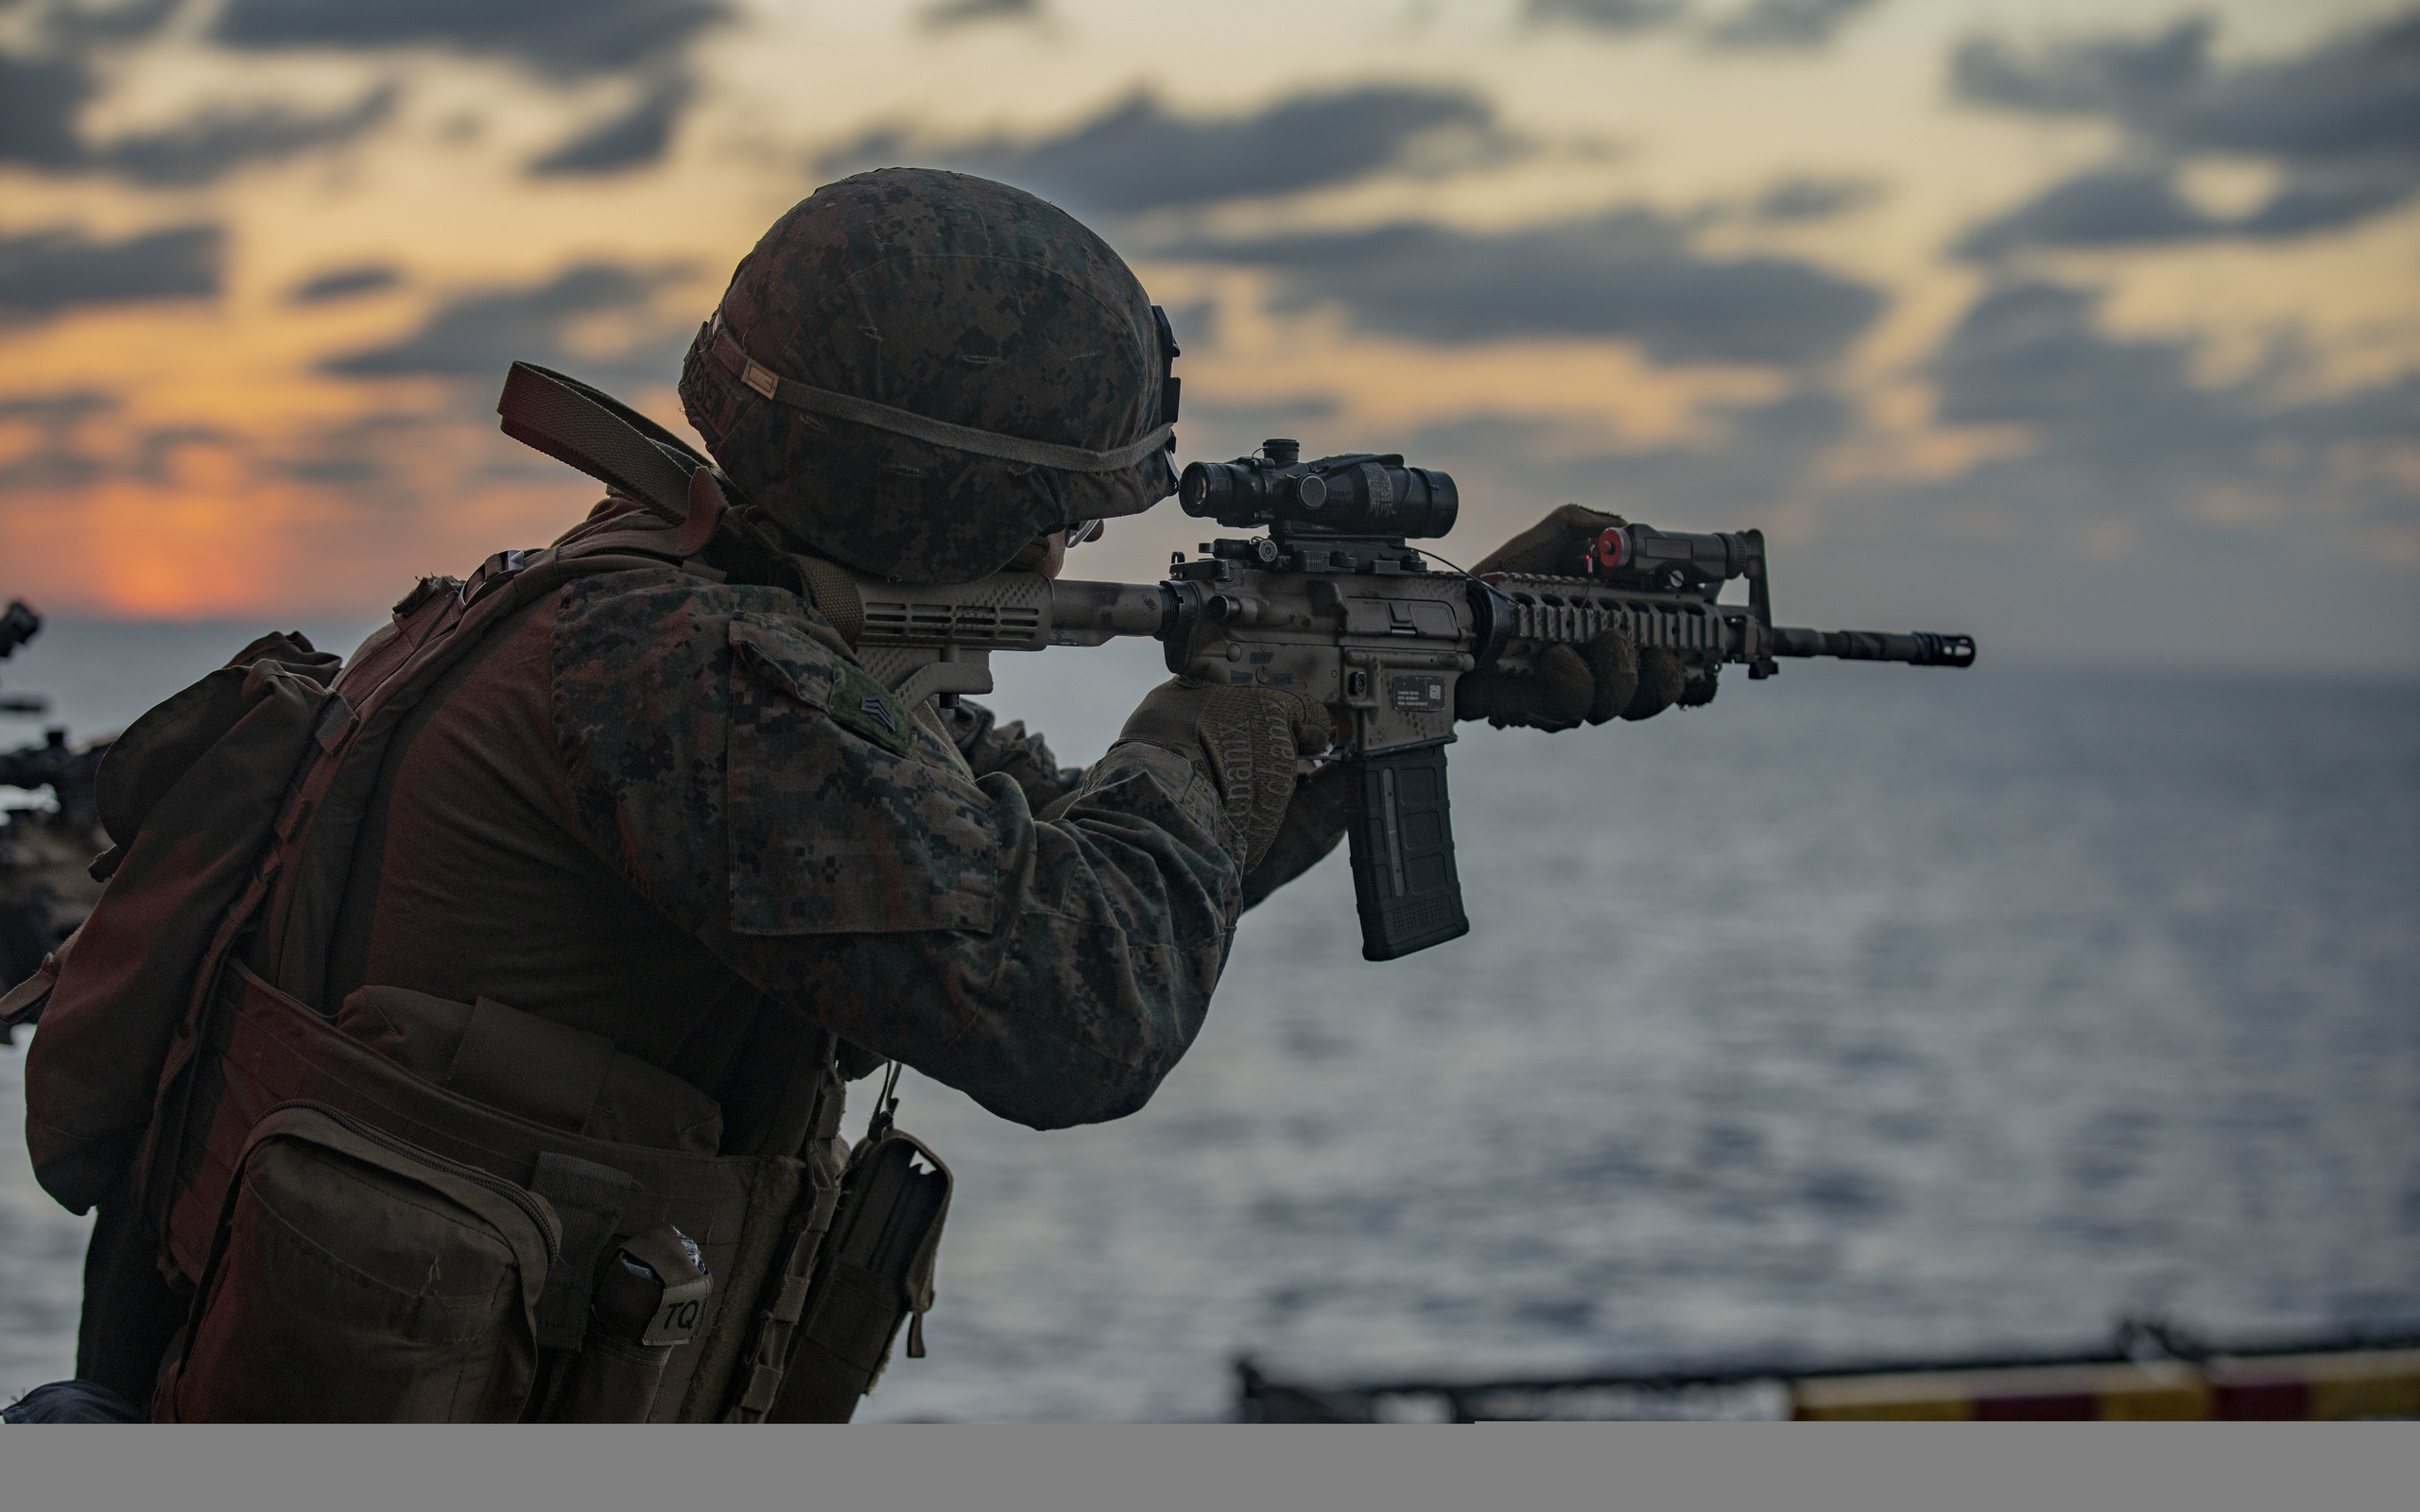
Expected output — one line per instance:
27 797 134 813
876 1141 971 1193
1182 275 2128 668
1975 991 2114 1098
708 316 1173 475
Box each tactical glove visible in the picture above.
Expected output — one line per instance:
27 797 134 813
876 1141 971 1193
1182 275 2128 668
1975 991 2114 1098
1473 501 1625 577
1116 679 1332 868
1455 503 1700 730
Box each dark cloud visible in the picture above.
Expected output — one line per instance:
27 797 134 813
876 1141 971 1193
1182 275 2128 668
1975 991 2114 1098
1524 0 1878 50
0 52 100 170
1409 387 1852 524
0 388 117 492
1171 209 1883 367
8 1 716 186
286 263 403 304
1752 174 1882 222
213 0 731 80
0 390 117 423
97 82 399 187
1705 0 1879 51
0 47 395 184
267 408 460 499
127 424 235 483
1923 282 2414 504
1954 166 2214 258
919 0 1042 30
1929 281 2226 457
1903 280 2417 545
1951 15 2213 119
817 83 1526 215
1951 11 2420 251
38 0 181 44
0 388 230 522
0 224 222 318
1954 11 2420 158
526 74 692 177
322 261 692 383
1524 0 1686 34
1960 156 2420 260
2233 159 2420 237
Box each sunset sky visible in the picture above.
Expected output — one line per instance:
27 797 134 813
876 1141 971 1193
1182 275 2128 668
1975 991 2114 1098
1 0 2412 668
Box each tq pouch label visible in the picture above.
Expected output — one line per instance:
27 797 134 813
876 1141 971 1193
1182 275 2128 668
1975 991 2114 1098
533 1222 713 1423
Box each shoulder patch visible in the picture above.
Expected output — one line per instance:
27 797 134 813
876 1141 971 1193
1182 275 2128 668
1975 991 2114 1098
829 661 915 756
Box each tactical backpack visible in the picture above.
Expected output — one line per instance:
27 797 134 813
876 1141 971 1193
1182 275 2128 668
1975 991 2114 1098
3 366 951 1422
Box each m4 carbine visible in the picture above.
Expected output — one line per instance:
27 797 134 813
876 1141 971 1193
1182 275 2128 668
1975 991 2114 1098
813 441 1975 962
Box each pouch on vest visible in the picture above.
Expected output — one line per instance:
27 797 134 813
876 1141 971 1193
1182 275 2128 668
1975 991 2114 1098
764 1116 952 1422
153 1102 559 1423
536 1222 713 1423
336 986 726 1154
164 955 809 1421
13 632 345 1214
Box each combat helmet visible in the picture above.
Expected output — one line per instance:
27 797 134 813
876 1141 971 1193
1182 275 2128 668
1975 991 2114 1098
679 168 1180 584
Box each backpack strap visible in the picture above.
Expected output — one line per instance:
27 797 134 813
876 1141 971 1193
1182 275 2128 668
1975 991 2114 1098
497 361 712 524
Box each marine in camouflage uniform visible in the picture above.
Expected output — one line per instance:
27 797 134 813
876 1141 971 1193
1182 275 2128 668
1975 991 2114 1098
56 169 1673 1414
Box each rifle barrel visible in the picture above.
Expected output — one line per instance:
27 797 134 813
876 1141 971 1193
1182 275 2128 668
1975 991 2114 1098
1771 627 1975 667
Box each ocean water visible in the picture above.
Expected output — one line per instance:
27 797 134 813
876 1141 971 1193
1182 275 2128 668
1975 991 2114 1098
3 621 2416 1418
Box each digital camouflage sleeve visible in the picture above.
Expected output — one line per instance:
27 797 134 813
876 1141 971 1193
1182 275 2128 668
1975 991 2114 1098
935 695 1352 912
549 566 1320 1130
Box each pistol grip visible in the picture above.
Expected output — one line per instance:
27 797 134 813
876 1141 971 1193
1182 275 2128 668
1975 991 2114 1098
1342 741 1470 961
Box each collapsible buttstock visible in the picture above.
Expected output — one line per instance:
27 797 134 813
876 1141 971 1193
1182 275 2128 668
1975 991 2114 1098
1342 742 1469 961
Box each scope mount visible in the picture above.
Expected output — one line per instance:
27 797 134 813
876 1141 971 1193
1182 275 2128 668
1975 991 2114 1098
1169 534 1433 583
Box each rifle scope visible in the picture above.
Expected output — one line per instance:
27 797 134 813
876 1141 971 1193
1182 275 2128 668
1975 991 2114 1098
1179 440 1458 539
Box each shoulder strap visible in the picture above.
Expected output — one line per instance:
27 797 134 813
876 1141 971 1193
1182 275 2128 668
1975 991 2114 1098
497 362 714 524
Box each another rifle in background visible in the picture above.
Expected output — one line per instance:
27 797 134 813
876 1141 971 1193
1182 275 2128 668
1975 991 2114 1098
0 599 110 1021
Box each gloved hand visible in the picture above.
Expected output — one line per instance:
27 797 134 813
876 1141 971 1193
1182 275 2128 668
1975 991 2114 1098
1456 503 1703 730
1471 502 1628 578
1116 679 1333 868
